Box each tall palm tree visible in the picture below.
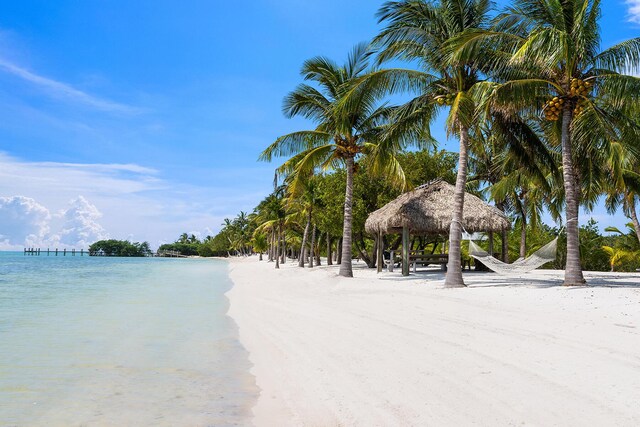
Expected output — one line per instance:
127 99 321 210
373 0 493 287
449 0 640 285
260 44 417 277
253 187 288 268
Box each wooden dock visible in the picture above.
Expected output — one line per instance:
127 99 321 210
156 250 187 258
24 248 86 256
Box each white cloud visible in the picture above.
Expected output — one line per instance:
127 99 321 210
0 153 264 250
57 196 108 247
628 0 640 24
0 196 50 249
0 57 141 114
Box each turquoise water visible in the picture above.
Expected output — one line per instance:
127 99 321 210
0 252 257 426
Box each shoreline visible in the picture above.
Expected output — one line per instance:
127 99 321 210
226 256 640 426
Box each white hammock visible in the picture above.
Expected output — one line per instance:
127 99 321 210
468 238 558 275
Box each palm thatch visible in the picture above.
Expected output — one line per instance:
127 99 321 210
365 179 511 235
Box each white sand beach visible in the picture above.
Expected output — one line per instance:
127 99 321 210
226 257 640 426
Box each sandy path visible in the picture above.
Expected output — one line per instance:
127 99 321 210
226 257 640 426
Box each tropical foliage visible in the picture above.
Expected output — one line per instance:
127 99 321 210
89 240 152 257
206 0 640 282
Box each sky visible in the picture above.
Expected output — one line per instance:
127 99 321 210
0 0 638 250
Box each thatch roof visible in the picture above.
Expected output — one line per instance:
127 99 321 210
365 179 511 235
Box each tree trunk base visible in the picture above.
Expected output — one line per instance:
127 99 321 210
562 279 587 286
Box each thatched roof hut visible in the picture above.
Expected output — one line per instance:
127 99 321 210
365 179 511 236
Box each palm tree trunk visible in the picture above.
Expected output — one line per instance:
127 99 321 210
519 199 527 259
561 106 586 285
339 157 355 277
337 237 342 264
281 226 286 264
316 232 322 266
520 218 527 259
309 223 316 268
299 211 311 267
444 125 470 288
259 252 263 261
628 195 640 245
495 201 509 262
326 235 333 265
268 229 274 262
275 226 280 269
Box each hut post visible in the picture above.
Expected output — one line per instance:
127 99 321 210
402 226 410 276
377 229 384 273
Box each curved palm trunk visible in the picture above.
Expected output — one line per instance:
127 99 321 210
628 195 640 245
298 210 311 267
339 157 355 277
561 107 586 286
309 223 316 268
444 125 470 288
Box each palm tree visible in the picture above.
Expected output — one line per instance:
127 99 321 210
373 0 493 287
251 232 268 261
253 187 288 268
260 44 416 277
449 0 640 285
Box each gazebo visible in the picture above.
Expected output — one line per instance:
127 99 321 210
365 179 511 275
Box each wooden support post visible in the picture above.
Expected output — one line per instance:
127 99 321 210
377 230 384 273
402 226 410 276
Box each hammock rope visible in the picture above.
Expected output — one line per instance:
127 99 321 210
468 238 558 275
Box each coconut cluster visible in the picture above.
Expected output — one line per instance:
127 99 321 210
543 96 565 121
569 78 592 97
436 93 455 106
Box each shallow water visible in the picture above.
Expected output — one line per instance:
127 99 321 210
0 252 257 426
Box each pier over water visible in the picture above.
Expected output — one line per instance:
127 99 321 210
23 248 85 256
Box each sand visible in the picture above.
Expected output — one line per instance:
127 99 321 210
226 257 640 426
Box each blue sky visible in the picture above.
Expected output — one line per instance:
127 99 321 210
0 0 638 249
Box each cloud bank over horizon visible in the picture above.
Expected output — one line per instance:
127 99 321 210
0 195 109 250
0 152 264 250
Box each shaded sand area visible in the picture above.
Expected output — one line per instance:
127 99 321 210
226 257 640 426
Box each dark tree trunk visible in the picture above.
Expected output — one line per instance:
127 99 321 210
444 125 470 288
336 237 342 264
561 106 586 285
339 157 355 276
326 235 333 265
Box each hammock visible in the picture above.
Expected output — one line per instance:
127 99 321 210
468 238 558 275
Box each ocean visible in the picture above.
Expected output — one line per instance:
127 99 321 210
0 252 257 426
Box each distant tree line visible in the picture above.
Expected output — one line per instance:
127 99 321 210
89 240 152 257
158 232 231 257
